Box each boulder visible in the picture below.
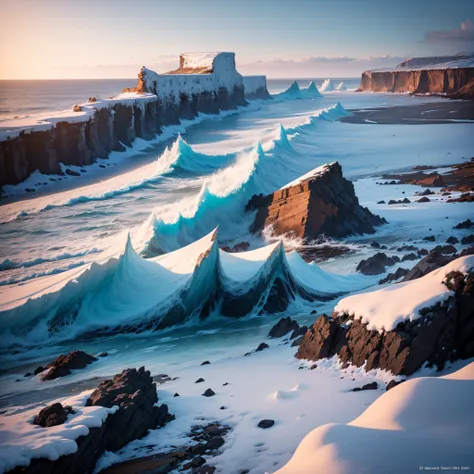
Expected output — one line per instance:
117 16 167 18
296 268 474 376
256 342 269 352
446 236 459 245
460 247 474 257
33 403 72 428
461 234 474 245
247 162 385 240
356 253 398 275
379 267 409 284
454 219 473 229
352 382 378 392
23 367 173 474
268 317 299 338
417 196 430 203
402 251 454 281
258 419 275 429
202 389 215 397
432 244 457 254
386 379 405 391
402 253 418 262
39 350 97 381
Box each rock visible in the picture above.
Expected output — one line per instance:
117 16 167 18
402 251 454 281
256 342 269 352
356 252 398 275
352 382 378 392
202 389 215 397
310 364 318 370
222 382 229 386
402 253 418 262
40 350 97 381
33 366 45 376
423 235 436 242
174 393 180 397
370 241 381 248
417 248 429 257
72 105 83 112
461 234 474 245
397 245 418 252
460 246 474 257
247 162 385 240
268 317 299 338
290 325 307 339
387 199 399 205
201 361 211 366
33 403 72 428
220 406 226 410
258 419 275 429
221 242 250 253
454 219 473 229
432 244 457 255
446 236 459 244
379 267 409 284
402 198 411 203
296 269 474 376
98 352 108 358
377 200 385 204
195 378 205 384
190 456 206 468
193 466 216 474
206 436 225 450
291 336 305 347
417 196 430 203
386 379 405 391
26 367 173 474
65 168 81 177
24 372 32 377
421 188 435 196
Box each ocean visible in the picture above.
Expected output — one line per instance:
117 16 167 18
0 78 360 120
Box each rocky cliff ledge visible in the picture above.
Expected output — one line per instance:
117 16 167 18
296 256 474 376
358 53 474 98
0 52 248 187
246 162 386 240
242 76 272 100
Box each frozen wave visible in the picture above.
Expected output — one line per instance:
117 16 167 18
143 103 352 254
0 229 375 347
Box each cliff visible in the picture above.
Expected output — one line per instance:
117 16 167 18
0 52 248 187
242 76 272 100
296 256 474 376
246 162 386 240
358 52 474 98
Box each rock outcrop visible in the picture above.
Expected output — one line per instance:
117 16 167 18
243 76 272 100
38 350 97 381
296 261 474 376
20 367 173 474
247 162 386 240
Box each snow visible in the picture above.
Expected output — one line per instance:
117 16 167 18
280 162 335 189
140 53 243 104
243 76 269 95
335 255 474 332
276 361 474 474
0 391 117 473
335 82 347 91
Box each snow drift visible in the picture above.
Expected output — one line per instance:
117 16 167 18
276 361 474 474
0 229 373 348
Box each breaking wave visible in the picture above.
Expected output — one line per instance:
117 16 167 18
0 229 375 348
142 103 352 254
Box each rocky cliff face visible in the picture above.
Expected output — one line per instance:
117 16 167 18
296 260 474 376
243 76 272 100
359 67 474 97
0 53 248 188
247 162 386 240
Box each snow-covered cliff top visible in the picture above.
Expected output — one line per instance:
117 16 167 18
367 52 474 72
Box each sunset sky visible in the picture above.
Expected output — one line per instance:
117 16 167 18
1 0 473 79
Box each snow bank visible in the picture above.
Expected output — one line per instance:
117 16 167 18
0 391 117 473
276 361 474 474
335 255 474 332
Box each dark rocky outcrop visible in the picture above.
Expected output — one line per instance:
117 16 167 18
352 382 378 392
258 419 275 429
296 268 474 376
379 267 409 284
38 350 97 381
462 234 474 245
386 379 405 391
268 317 299 338
33 403 73 428
402 251 454 282
455 219 473 229
18 367 173 474
356 253 398 275
247 162 385 240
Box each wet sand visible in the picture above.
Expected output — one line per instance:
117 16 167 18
342 100 474 125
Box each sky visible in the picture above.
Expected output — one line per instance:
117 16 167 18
1 0 473 79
